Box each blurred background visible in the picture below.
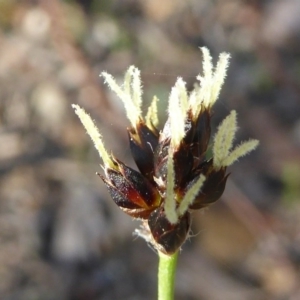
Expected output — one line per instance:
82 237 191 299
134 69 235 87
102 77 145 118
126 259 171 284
0 0 300 299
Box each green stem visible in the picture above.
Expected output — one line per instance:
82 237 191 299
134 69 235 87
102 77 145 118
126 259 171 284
158 251 179 300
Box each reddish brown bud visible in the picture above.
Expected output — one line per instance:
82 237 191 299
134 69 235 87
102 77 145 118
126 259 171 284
98 159 162 219
148 206 190 255
188 161 229 209
153 137 170 185
128 122 159 182
172 144 194 188
153 139 194 191
182 108 211 161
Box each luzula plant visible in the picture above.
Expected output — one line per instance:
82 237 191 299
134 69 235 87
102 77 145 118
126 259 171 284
73 47 259 300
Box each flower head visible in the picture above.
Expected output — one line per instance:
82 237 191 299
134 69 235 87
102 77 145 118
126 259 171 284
73 47 259 255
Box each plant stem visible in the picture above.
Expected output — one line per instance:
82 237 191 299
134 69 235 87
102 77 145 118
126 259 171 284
158 251 179 300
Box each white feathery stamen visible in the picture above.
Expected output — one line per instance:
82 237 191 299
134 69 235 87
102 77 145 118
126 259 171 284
222 139 259 166
177 174 206 217
101 69 142 127
145 96 159 127
124 65 134 96
213 111 259 168
190 47 230 116
198 47 214 109
201 47 213 79
213 110 237 166
213 110 237 168
169 79 185 148
72 104 114 169
177 77 189 114
132 67 143 109
210 52 230 106
164 150 178 224
188 83 201 113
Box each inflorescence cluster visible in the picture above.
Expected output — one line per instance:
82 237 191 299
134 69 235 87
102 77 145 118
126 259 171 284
73 48 259 255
